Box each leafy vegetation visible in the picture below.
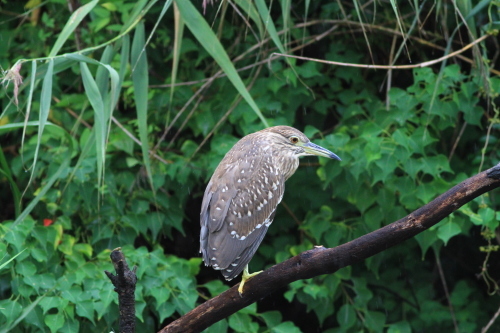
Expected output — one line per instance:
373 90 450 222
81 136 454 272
0 0 499 332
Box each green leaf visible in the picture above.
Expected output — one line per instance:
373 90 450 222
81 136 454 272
437 221 461 245
364 310 386 332
202 319 228 333
0 299 22 324
26 59 54 196
131 21 154 188
387 321 412 333
39 297 66 315
44 313 65 333
175 0 268 127
303 283 323 300
271 321 302 333
259 311 282 328
228 312 258 332
15 260 36 276
415 228 439 259
337 304 356 328
76 300 95 324
48 0 99 57
479 207 497 229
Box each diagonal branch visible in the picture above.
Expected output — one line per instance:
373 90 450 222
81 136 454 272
160 163 500 333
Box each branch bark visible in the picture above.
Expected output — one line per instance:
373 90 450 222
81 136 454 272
105 248 137 333
160 163 500 333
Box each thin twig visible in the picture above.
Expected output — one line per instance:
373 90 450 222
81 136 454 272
111 117 171 165
482 304 500 333
448 121 467 162
434 249 460 333
273 34 490 70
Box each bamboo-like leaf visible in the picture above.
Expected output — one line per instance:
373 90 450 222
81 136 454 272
120 0 151 34
96 45 115 100
389 0 407 50
116 35 130 109
353 0 374 61
0 249 27 270
21 60 37 170
175 0 269 127
170 2 184 108
23 59 53 196
233 0 264 38
280 0 291 51
254 0 286 54
66 53 120 145
80 62 106 189
48 0 99 57
131 21 154 187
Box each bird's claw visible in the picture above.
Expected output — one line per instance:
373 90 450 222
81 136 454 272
238 269 263 295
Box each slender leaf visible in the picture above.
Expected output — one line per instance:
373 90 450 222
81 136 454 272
175 0 268 127
80 62 106 190
0 249 27 270
170 2 184 108
233 0 264 38
48 0 99 57
131 22 154 186
24 59 53 196
254 0 286 54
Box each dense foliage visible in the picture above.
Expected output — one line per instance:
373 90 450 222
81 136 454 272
0 0 499 332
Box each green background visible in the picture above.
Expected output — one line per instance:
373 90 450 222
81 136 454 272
0 0 499 332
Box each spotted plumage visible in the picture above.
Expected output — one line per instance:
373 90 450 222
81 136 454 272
200 126 340 288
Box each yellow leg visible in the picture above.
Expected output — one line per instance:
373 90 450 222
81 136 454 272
238 265 263 295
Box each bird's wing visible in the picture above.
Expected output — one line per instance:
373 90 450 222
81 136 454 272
201 150 286 280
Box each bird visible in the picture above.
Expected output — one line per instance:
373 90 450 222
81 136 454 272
199 126 341 294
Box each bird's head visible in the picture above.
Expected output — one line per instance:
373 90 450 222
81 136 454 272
263 126 341 161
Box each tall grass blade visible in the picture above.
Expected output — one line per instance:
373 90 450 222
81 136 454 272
80 62 106 190
353 0 374 61
116 35 130 108
21 60 37 170
48 0 99 57
24 59 53 196
233 0 264 38
254 0 286 54
170 2 184 109
131 22 154 187
0 249 27 270
95 45 115 100
175 0 268 127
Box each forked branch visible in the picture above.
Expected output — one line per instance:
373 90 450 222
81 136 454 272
161 163 500 333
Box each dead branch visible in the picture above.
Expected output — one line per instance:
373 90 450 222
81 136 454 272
160 163 500 333
105 248 137 333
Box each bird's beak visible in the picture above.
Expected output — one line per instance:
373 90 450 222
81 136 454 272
302 142 341 160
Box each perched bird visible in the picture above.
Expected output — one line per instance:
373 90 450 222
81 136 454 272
200 126 341 294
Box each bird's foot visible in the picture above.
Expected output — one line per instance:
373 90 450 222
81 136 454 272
238 268 263 295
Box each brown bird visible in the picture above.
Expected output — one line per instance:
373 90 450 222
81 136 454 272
200 126 341 294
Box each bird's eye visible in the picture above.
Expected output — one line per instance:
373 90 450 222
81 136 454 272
289 136 299 144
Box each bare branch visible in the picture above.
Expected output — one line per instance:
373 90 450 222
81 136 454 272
105 248 138 333
160 163 500 333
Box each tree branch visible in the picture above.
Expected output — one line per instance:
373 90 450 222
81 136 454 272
160 163 500 333
104 248 137 333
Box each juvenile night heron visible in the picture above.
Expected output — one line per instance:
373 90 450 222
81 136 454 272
200 126 340 294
